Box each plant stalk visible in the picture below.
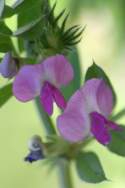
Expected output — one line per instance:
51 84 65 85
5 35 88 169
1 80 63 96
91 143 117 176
34 1 74 188
35 97 56 135
58 159 74 188
111 108 125 121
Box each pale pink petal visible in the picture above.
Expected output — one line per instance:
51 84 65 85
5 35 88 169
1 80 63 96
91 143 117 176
80 79 101 113
40 82 53 115
57 112 90 142
40 55 74 88
13 64 42 102
97 80 113 117
81 78 113 117
57 90 91 142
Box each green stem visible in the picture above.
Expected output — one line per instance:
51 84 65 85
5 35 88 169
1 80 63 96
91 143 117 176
111 108 125 121
35 98 74 188
34 1 74 188
58 159 74 188
35 97 56 135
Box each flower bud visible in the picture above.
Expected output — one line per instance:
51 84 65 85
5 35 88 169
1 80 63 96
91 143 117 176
0 52 18 78
28 135 43 151
24 135 45 163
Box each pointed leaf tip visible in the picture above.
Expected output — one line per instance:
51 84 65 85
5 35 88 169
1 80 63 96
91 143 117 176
76 152 107 183
85 62 117 107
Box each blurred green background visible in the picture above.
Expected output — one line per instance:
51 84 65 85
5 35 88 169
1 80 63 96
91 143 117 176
0 0 125 188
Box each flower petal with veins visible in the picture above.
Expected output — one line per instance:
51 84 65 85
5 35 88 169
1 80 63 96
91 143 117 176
13 64 42 102
57 90 91 142
40 55 74 88
81 79 114 117
97 80 113 117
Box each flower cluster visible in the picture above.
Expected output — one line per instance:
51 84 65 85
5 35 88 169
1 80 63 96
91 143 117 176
57 78 120 145
0 52 120 159
0 1 124 185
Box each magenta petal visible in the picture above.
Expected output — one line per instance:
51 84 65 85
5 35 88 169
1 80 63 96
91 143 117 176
40 55 74 88
90 112 111 145
53 87 66 110
0 52 17 78
13 64 42 102
40 82 53 115
108 121 122 131
97 80 113 117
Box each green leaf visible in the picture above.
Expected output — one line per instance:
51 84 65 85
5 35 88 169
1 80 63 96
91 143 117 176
0 83 13 107
0 35 13 52
61 48 81 99
12 0 24 9
12 0 42 14
2 5 14 18
0 21 12 36
85 62 117 107
17 2 43 27
13 16 42 39
14 0 45 40
0 0 5 17
76 152 107 183
108 125 125 156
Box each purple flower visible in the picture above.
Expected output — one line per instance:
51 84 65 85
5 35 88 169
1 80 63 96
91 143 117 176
57 78 120 145
24 135 44 163
13 55 74 115
0 52 18 78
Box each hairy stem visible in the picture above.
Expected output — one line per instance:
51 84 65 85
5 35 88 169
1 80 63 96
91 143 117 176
35 97 56 135
34 1 74 188
111 108 125 121
58 159 74 188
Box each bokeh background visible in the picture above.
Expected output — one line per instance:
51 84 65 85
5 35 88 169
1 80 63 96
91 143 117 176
0 0 125 188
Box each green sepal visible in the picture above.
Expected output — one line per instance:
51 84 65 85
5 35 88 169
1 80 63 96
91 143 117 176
108 125 125 157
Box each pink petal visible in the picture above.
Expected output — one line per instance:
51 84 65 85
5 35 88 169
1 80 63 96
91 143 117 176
40 82 53 115
13 64 42 102
108 121 122 131
81 79 102 113
90 112 111 145
97 80 113 117
40 55 74 88
57 90 91 142
53 87 66 110
57 112 89 142
81 78 113 117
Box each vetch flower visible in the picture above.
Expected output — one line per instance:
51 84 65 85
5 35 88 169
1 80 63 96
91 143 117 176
13 55 74 115
0 52 18 78
24 135 44 163
57 78 120 145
